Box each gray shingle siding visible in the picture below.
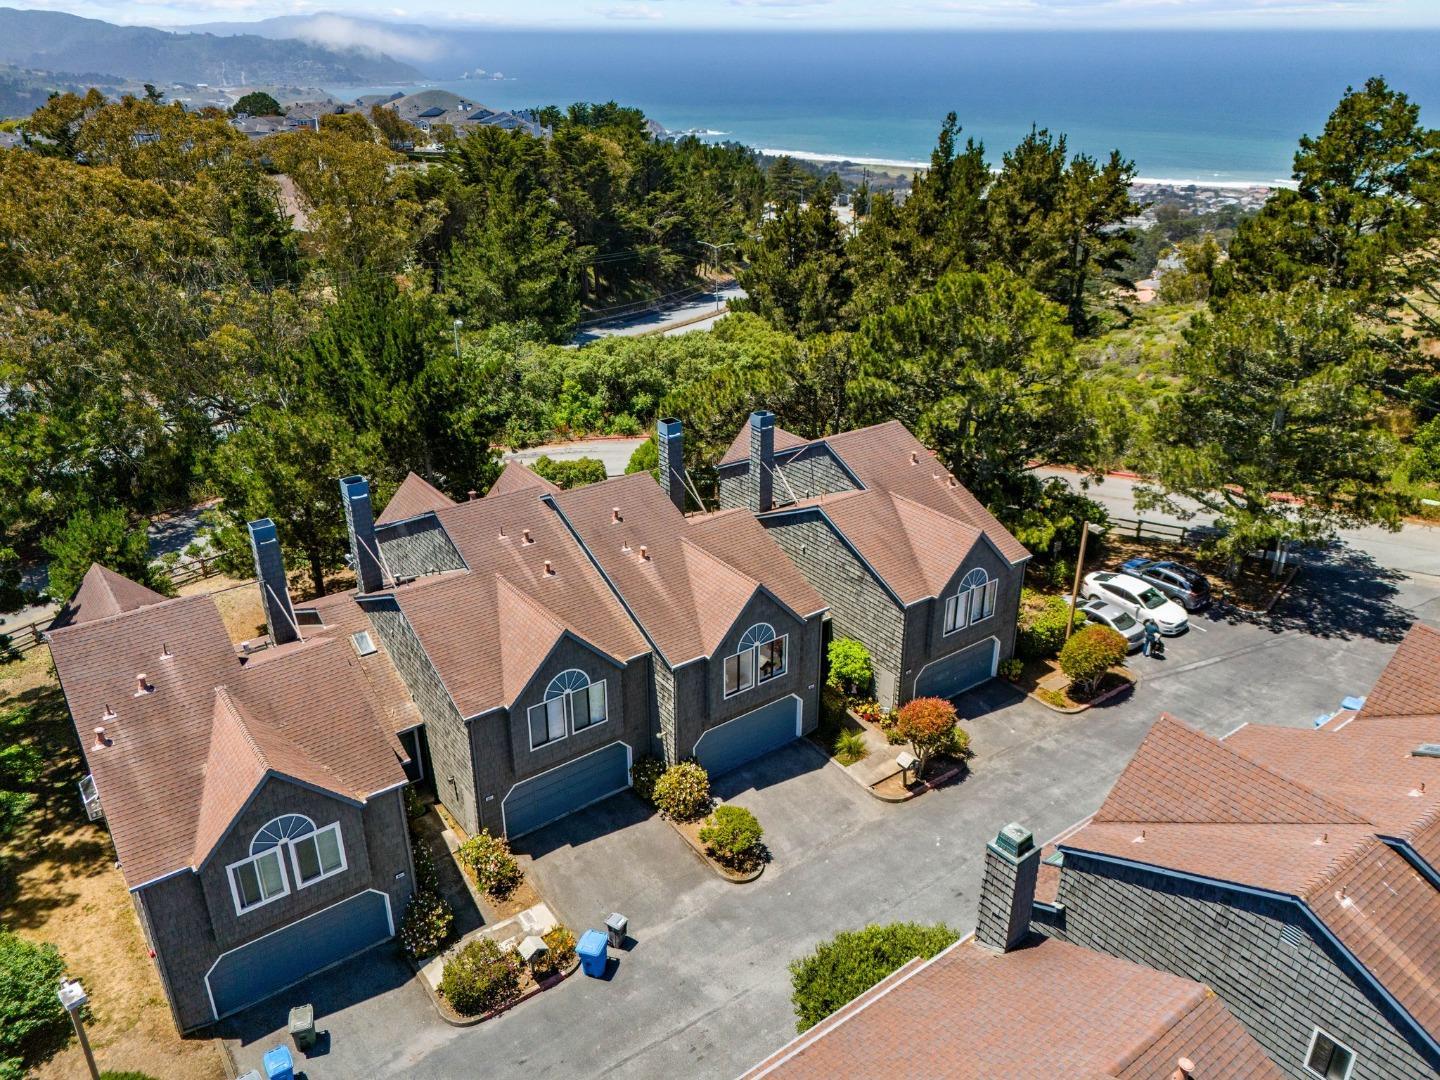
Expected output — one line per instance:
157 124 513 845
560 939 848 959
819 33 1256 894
654 659 678 763
718 445 853 511
140 777 412 1033
467 637 651 836
364 599 479 834
1042 854 1440 1080
376 516 464 579
900 541 1021 702
761 510 906 708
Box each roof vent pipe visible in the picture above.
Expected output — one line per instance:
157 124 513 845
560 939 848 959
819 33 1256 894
102 704 116 721
522 528 533 545
639 545 649 561
160 642 172 659
910 450 919 464
543 560 555 576
135 673 153 695
93 726 110 749
612 507 622 523
1172 1058 1195 1080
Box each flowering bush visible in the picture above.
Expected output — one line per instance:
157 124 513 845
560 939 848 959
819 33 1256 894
531 925 577 979
630 755 666 805
440 938 522 1016
852 699 884 724
652 761 711 821
892 696 960 778
699 805 764 869
457 830 523 899
398 889 454 959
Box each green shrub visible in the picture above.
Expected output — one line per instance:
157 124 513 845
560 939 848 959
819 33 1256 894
652 761 711 821
1015 590 1079 661
398 889 454 960
630 755 666 804
998 657 1023 680
530 455 607 490
404 785 428 820
826 637 873 695
0 930 69 1080
819 685 848 742
698 805 764 868
1058 624 1128 697
440 938 523 1017
625 436 659 478
833 728 868 765
457 830 523 899
789 922 960 1032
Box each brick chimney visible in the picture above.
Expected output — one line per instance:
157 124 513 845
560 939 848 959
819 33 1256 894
247 518 299 645
657 417 686 513
975 822 1040 952
339 475 384 594
749 410 775 514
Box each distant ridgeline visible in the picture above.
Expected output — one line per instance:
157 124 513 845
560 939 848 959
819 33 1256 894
0 7 420 92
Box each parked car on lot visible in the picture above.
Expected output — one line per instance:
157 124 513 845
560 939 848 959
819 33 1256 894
1081 572 1189 635
1075 597 1147 653
1118 558 1211 611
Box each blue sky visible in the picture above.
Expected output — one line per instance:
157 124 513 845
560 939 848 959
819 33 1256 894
27 0 1440 29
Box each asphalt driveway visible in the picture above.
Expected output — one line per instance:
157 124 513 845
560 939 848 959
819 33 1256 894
221 538 1438 1078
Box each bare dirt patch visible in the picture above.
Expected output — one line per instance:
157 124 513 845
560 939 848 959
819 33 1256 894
0 653 225 1079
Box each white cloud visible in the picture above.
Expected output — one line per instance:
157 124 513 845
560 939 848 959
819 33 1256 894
590 2 664 18
283 14 443 62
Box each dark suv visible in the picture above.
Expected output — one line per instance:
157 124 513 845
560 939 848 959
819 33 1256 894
1118 558 1211 611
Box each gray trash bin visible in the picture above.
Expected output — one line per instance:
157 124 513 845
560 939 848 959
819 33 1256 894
605 912 628 948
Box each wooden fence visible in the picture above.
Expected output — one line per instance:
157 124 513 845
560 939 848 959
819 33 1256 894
1103 516 1219 547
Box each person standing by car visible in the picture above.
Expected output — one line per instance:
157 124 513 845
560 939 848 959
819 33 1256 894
1142 619 1161 657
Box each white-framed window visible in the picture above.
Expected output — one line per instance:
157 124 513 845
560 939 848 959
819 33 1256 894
228 847 289 914
527 669 607 750
289 821 346 886
1304 1028 1356 1080
229 814 350 915
944 568 998 635
725 623 787 697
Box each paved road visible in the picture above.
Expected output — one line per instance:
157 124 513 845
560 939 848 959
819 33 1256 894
572 285 745 345
222 519 1438 1079
502 438 649 478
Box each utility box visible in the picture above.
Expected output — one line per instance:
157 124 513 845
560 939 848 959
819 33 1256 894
288 1004 316 1052
577 929 609 978
605 912 628 948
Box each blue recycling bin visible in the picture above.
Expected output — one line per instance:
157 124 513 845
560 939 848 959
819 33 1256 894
577 929 609 978
262 1044 294 1080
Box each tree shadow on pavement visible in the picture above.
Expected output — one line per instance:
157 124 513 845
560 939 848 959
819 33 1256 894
1208 542 1411 644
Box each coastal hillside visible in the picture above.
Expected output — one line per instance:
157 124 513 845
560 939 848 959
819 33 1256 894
0 8 420 85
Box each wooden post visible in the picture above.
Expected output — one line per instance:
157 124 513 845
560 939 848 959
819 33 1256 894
1066 521 1091 642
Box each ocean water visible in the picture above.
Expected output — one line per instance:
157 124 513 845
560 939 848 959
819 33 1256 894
338 30 1440 185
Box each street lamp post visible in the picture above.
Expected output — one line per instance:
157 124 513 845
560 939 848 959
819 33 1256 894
58 978 100 1080
1065 521 1102 642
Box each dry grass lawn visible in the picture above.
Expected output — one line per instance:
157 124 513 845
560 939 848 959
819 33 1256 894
0 643 225 1079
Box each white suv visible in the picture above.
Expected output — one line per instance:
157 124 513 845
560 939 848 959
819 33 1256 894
1082 571 1189 635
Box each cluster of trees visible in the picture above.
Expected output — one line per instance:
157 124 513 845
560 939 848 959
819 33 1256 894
0 92 764 601
2 77 1436 610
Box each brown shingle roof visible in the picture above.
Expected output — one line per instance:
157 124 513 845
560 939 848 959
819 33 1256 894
389 489 647 717
48 588 407 890
376 471 456 526
50 563 168 629
487 460 561 499
721 419 1030 582
551 474 825 665
1061 656 1440 1044
1359 621 1440 719
743 936 1281 1079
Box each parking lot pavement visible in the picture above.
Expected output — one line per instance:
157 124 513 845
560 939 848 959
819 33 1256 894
231 539 1440 1079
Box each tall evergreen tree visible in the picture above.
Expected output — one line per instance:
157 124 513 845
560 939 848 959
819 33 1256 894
737 192 852 337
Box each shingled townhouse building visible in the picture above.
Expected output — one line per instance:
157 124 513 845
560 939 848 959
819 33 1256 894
49 424 828 1027
715 412 1029 709
1029 624 1440 1080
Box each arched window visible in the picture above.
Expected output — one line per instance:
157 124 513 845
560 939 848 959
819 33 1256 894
944 567 998 634
529 668 608 750
726 622 788 697
251 814 315 854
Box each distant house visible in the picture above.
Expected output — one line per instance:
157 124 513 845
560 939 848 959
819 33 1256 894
1030 626 1440 1079
718 413 1028 709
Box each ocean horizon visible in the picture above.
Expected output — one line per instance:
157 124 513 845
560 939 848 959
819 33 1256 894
332 29 1440 186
